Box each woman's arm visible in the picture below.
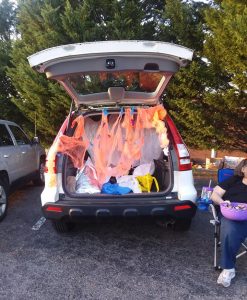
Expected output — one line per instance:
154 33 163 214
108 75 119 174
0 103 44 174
211 185 227 205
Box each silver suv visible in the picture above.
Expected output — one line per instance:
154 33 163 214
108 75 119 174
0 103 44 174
0 120 46 221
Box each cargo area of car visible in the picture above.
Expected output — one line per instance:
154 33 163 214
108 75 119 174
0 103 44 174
62 108 173 197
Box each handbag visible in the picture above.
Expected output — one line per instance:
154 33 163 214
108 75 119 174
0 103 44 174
136 173 159 193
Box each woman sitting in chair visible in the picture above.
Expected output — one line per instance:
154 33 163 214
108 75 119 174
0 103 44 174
211 158 247 287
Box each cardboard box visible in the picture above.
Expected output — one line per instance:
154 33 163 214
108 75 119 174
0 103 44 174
205 158 223 170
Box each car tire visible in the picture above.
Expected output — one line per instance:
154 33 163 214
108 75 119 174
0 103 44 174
33 160 45 186
52 220 75 233
0 178 9 222
173 218 192 231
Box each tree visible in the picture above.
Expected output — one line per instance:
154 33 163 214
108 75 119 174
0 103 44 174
156 0 247 151
0 40 19 119
7 0 246 150
7 0 155 145
0 0 16 41
203 0 247 151
8 0 73 144
0 0 28 127
157 0 222 149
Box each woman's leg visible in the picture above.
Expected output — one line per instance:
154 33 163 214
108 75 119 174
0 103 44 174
220 218 247 269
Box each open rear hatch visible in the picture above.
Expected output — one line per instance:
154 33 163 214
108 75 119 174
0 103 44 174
28 40 193 107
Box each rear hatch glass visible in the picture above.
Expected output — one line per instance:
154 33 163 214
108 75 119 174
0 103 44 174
68 71 163 94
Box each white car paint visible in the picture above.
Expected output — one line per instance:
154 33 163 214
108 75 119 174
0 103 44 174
173 170 197 202
41 173 63 206
0 120 45 186
28 40 193 71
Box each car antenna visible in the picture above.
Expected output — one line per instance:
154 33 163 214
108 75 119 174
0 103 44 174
66 99 74 131
34 111 37 137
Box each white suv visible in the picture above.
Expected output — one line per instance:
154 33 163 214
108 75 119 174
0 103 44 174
28 41 197 233
0 120 46 221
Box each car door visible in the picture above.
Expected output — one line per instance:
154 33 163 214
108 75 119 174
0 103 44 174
7 125 37 177
0 123 22 182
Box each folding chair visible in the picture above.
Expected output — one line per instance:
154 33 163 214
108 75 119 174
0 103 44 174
209 168 247 270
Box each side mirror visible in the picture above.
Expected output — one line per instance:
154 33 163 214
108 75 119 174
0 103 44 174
32 136 40 144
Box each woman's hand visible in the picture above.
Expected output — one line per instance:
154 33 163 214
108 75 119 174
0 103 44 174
222 200 231 204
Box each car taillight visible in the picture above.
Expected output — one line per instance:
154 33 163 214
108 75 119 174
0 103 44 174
174 205 191 211
176 144 192 171
165 115 192 171
45 206 63 212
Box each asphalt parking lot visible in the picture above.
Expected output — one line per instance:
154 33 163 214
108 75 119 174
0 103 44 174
0 174 246 300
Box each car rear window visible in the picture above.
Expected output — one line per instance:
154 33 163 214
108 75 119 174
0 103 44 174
9 125 30 145
67 71 164 95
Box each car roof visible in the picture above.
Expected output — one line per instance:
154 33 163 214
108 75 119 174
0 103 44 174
0 120 19 126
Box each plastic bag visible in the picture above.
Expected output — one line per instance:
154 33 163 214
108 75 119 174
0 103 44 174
117 175 142 193
133 162 155 177
136 173 159 193
75 158 100 194
101 182 132 195
139 128 163 164
84 117 101 162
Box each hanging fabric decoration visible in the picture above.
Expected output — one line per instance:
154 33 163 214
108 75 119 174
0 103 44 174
45 116 89 187
114 107 144 178
140 104 169 148
105 110 127 177
46 104 170 189
93 110 112 184
57 115 89 169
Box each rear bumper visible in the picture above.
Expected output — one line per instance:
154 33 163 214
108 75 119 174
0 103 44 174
42 197 197 221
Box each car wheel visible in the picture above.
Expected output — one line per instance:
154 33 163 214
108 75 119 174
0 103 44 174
33 160 45 186
52 220 75 233
173 218 192 231
0 178 9 222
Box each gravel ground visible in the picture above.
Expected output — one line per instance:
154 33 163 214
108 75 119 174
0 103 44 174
0 174 246 300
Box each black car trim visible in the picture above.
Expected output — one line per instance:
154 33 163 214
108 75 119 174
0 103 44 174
42 199 197 221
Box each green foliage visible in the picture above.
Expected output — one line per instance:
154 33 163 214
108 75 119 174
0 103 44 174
0 0 17 41
159 0 206 51
204 0 247 90
164 59 226 149
0 0 29 131
0 40 19 119
203 0 247 151
8 1 72 145
4 0 247 151
159 0 221 149
158 0 247 151
7 0 159 145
